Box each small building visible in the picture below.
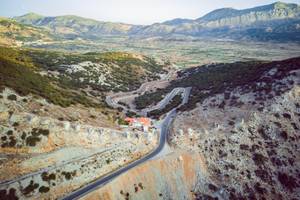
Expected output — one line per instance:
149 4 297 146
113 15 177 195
125 117 151 132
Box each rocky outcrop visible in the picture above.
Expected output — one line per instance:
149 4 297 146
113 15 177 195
81 151 208 200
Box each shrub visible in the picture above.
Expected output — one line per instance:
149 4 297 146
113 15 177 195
0 188 18 200
62 171 76 180
126 111 139 118
21 132 27 140
138 183 144 190
254 183 267 195
147 94 182 119
117 118 129 126
1 136 7 141
208 184 218 192
277 172 299 191
7 94 17 101
22 181 39 195
12 122 19 127
41 172 56 182
8 136 16 147
240 144 249 150
252 153 268 166
6 130 13 135
255 169 272 183
31 128 49 137
39 186 50 193
257 128 270 140
25 136 41 146
228 120 235 126
280 131 288 140
134 184 139 193
282 113 291 119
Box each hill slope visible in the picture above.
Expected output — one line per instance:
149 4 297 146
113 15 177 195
0 17 53 46
0 46 166 108
79 57 300 200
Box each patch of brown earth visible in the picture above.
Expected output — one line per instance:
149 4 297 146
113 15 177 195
81 150 208 200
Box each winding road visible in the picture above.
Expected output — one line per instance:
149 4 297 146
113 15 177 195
61 87 191 200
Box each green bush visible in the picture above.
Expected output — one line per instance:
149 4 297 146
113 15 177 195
137 57 300 113
38 186 50 193
148 94 182 119
7 94 17 101
25 136 41 146
22 181 39 195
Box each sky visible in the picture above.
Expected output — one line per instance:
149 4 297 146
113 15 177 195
1 0 299 25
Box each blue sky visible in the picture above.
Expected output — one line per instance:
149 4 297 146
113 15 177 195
1 0 299 24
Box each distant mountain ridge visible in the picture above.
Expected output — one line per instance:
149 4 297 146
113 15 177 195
136 2 300 37
12 1 300 42
14 13 137 39
198 1 299 22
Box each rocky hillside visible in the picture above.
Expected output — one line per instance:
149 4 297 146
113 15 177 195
197 1 300 26
135 2 300 41
129 57 300 200
0 17 53 46
85 57 300 200
135 57 300 112
169 62 300 199
0 46 166 108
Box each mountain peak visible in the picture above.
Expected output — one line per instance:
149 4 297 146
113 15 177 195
14 12 44 24
272 1 299 9
198 7 238 22
198 1 299 22
20 12 43 19
162 18 193 26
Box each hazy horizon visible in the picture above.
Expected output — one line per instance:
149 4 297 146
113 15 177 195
1 0 299 25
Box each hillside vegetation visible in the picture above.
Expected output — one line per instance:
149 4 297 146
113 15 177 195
0 47 165 108
135 57 300 115
25 49 165 92
169 57 300 200
0 47 98 107
0 17 53 46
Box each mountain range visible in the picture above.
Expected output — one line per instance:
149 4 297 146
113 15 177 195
8 1 300 42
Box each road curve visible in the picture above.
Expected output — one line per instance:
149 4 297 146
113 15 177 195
61 88 190 200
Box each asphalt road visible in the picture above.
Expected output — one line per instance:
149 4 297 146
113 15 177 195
61 109 177 200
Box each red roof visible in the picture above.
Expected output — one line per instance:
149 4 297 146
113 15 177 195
138 117 151 126
124 117 151 126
